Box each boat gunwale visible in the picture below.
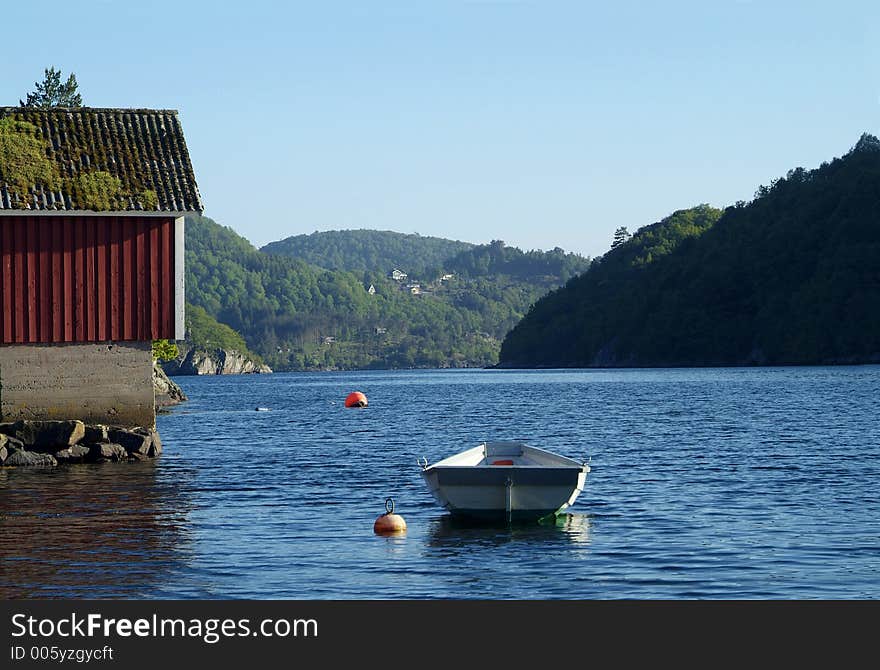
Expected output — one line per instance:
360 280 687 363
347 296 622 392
423 441 589 472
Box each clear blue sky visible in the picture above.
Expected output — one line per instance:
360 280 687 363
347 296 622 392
3 1 879 258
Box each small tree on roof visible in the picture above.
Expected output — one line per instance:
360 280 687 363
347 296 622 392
20 67 83 108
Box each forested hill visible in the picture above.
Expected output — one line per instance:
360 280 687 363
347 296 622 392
499 134 880 368
445 240 588 282
185 215 590 370
260 229 473 275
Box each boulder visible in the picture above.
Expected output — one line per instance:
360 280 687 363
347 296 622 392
107 428 152 455
88 443 128 462
148 430 163 457
3 420 85 451
54 444 92 463
2 435 25 451
4 449 58 467
84 424 109 444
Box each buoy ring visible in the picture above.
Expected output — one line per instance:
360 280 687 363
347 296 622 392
345 391 368 408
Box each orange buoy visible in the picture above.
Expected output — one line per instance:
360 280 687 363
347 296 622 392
374 498 407 535
345 391 368 408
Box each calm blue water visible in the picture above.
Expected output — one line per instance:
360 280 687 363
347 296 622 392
2 367 879 599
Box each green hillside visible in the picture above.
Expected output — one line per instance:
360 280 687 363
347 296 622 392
184 303 259 359
261 229 473 276
499 134 880 367
446 240 589 282
185 216 590 370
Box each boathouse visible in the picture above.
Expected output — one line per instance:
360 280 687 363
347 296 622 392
0 107 202 427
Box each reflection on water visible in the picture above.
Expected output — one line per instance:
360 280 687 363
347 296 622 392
0 462 194 599
554 513 592 545
426 513 592 549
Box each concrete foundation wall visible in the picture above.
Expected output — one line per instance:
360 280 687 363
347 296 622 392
0 342 155 428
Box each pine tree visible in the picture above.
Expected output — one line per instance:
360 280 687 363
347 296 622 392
611 226 631 250
20 67 83 108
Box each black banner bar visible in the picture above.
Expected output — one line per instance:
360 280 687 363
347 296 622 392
1 600 874 667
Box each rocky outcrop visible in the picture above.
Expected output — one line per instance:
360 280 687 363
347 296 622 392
163 348 272 376
0 420 163 467
153 360 188 407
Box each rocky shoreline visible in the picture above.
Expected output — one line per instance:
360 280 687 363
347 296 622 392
153 361 188 409
163 348 272 376
0 420 162 467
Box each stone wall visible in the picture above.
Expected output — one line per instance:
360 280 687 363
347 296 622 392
0 342 155 429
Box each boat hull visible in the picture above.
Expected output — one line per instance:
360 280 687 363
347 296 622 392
421 466 588 522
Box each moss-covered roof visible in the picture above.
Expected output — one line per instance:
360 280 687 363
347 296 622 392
0 107 202 212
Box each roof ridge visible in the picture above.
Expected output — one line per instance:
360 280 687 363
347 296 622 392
0 107 179 114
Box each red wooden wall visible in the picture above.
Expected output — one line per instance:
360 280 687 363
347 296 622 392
0 216 176 344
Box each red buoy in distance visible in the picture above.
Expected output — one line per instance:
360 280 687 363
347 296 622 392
345 391 368 408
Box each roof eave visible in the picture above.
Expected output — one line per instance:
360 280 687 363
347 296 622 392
0 210 200 218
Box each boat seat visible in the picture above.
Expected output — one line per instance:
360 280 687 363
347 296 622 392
490 459 514 466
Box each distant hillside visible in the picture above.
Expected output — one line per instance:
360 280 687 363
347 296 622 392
500 134 880 367
185 215 590 370
261 229 473 276
446 240 588 282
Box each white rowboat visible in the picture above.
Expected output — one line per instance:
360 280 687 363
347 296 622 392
420 441 590 522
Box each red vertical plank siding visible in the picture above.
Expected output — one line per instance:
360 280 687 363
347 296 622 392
73 221 85 341
136 221 146 340
109 219 118 340
85 220 96 341
1 224 11 342
52 224 63 342
39 220 52 342
149 224 160 338
2 226 11 342
0 216 176 344
122 225 133 340
109 221 120 341
96 220 107 341
26 223 38 340
13 222 26 343
62 223 73 341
